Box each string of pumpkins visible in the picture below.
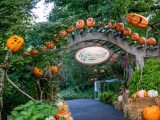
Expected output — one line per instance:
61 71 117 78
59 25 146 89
59 13 157 47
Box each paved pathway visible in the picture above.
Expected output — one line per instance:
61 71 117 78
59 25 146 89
67 99 126 120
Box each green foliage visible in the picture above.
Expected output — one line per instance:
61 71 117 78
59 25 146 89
59 87 94 100
7 100 57 120
129 58 160 95
99 91 118 105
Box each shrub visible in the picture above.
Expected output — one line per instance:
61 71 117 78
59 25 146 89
129 58 160 95
99 91 118 105
7 100 57 120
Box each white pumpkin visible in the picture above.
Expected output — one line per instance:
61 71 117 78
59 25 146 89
45 116 55 120
148 90 158 98
118 95 123 101
137 90 148 98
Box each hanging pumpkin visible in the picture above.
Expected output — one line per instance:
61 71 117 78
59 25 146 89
46 42 54 49
131 33 139 41
30 49 39 56
123 28 131 36
33 67 43 77
42 46 47 51
51 66 58 73
143 106 160 120
126 13 148 28
59 30 67 37
23 51 30 56
67 26 74 33
116 22 124 32
86 17 95 28
138 37 146 45
76 20 85 30
137 90 148 98
147 37 156 46
108 20 116 29
6 35 25 52
148 90 158 98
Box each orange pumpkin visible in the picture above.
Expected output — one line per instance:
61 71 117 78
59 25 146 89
46 42 54 49
126 13 148 28
67 26 74 33
59 30 67 37
86 18 95 28
41 46 47 51
54 112 70 120
6 35 24 52
147 37 156 46
138 37 146 45
132 92 138 98
76 20 85 30
116 22 124 32
123 28 131 36
30 49 39 56
33 67 43 77
143 106 160 120
131 33 139 41
51 66 58 73
108 20 116 29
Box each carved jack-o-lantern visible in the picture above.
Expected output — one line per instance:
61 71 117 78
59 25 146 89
76 20 85 30
46 42 54 49
6 35 24 52
138 37 146 45
126 13 148 28
67 26 74 33
59 30 67 37
147 37 156 46
123 28 131 36
131 33 139 41
86 18 95 28
116 22 124 32
108 20 116 29
33 67 43 77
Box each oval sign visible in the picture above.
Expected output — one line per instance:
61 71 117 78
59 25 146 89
75 46 110 65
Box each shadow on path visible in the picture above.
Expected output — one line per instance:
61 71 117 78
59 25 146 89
67 99 126 120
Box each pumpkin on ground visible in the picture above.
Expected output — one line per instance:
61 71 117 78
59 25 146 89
33 67 43 77
147 37 156 46
126 13 148 28
108 20 116 29
131 33 139 41
76 20 85 30
132 92 138 98
30 49 39 56
138 37 146 45
59 30 67 37
123 28 131 36
116 22 124 32
143 106 160 120
137 90 148 98
46 42 54 49
51 66 58 73
148 90 158 98
6 35 25 52
86 17 95 28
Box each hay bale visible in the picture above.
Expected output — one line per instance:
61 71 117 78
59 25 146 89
114 101 122 111
124 97 160 120
124 105 143 120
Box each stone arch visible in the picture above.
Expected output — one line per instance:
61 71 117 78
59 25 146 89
67 31 158 67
